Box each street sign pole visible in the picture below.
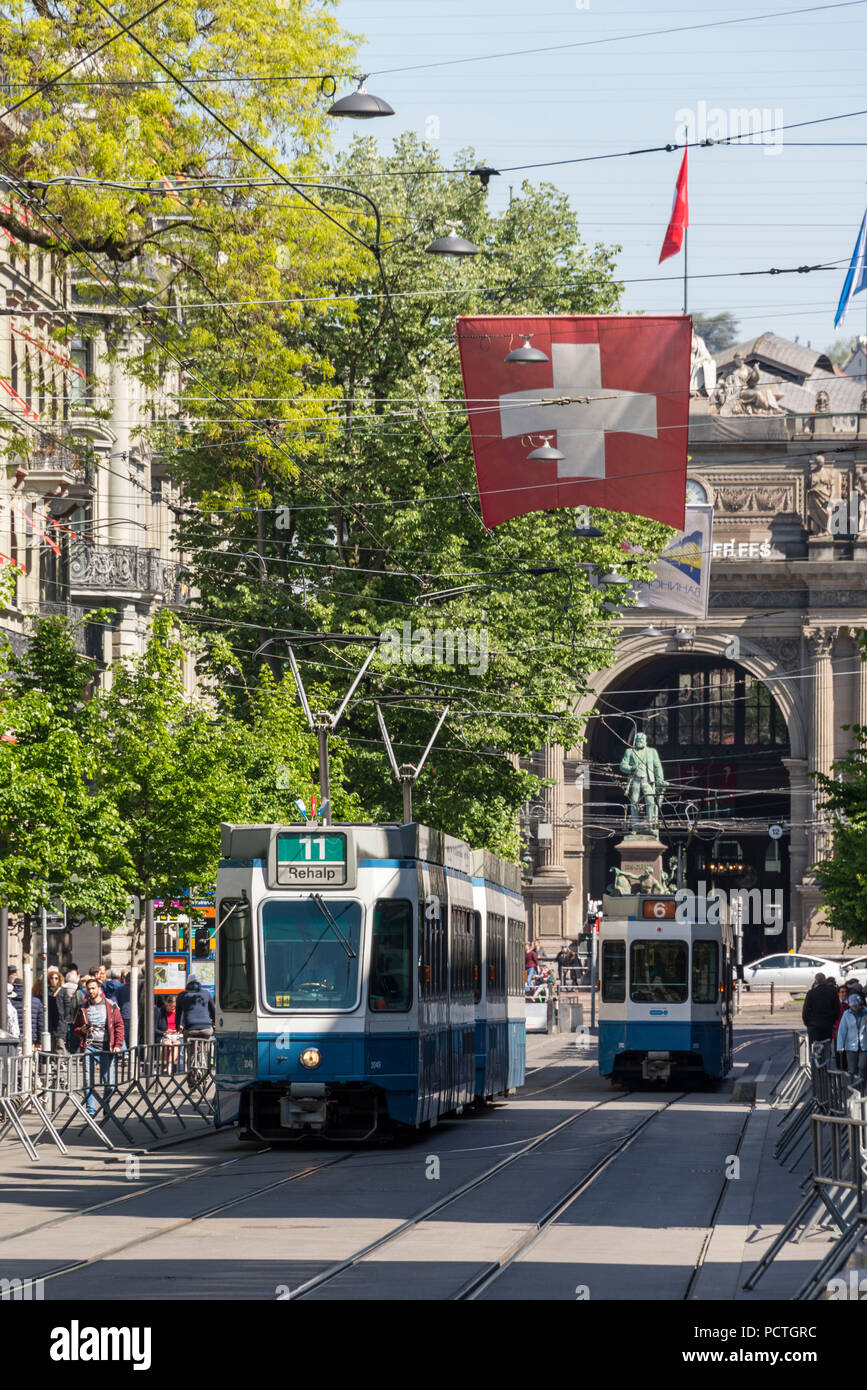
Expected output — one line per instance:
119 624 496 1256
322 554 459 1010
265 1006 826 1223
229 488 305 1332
40 904 51 1050
590 922 598 1030
144 899 155 1046
733 897 743 1015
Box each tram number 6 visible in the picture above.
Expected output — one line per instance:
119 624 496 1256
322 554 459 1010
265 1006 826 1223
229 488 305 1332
652 902 667 919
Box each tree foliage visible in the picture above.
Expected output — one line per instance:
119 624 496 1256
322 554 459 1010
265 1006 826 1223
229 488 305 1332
813 729 867 944
169 135 674 855
692 312 739 353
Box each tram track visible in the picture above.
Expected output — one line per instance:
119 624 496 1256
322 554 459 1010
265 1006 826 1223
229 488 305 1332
0 1141 275 1246
0 1050 586 1259
457 1090 687 1300
287 1088 666 1301
6 1150 356 1290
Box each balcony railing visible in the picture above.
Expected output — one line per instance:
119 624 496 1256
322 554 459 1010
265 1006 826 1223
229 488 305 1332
69 544 166 594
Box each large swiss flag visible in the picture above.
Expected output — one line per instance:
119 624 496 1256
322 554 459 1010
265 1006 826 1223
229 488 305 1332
456 314 691 530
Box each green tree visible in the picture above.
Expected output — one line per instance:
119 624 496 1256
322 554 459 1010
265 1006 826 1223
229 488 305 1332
170 135 674 856
824 339 858 367
813 730 867 944
93 613 360 945
0 0 365 464
0 613 130 954
692 313 739 353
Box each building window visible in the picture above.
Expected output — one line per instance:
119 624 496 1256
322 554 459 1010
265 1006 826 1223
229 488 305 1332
69 338 91 406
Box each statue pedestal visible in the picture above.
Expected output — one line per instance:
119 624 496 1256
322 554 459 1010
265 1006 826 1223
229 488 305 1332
615 834 666 890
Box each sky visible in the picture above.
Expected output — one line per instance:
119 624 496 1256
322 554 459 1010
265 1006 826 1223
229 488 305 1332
332 0 867 355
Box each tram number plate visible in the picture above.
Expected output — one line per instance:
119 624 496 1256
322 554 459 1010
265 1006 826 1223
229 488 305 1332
276 832 348 885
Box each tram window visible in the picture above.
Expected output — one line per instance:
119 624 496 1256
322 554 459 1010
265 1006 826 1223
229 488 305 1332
261 899 362 1010
692 940 719 1004
218 898 253 1012
370 900 412 1012
630 940 688 1004
472 911 482 1003
601 940 626 1002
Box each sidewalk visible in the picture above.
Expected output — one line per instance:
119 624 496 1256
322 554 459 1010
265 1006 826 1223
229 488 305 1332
692 1053 839 1300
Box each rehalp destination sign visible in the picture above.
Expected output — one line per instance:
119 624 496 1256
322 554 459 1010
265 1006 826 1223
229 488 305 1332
276 832 348 886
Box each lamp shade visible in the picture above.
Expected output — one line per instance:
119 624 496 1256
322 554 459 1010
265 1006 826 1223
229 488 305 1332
527 437 564 462
426 222 478 256
505 335 549 365
328 79 394 119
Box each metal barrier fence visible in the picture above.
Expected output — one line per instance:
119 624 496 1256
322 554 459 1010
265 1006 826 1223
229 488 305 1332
0 1040 215 1162
746 1035 867 1298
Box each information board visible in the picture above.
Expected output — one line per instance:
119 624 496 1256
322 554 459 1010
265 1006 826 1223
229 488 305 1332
276 831 348 886
153 953 189 995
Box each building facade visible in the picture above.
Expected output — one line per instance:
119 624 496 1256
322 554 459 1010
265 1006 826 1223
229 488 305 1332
0 243 189 973
523 332 867 960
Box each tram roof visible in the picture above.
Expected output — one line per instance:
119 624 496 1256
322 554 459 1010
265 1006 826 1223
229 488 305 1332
219 821 521 892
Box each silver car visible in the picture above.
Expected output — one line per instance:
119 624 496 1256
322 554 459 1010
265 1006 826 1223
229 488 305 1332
743 952 841 990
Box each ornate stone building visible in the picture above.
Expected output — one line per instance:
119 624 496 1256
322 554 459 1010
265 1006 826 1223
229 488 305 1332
523 332 867 959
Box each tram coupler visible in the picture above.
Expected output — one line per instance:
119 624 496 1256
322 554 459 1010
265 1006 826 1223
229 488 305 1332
280 1083 327 1132
642 1051 672 1082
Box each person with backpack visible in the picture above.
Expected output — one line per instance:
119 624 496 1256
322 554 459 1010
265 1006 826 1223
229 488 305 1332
174 977 215 1041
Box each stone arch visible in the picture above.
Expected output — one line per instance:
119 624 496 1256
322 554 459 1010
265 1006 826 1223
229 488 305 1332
571 632 807 762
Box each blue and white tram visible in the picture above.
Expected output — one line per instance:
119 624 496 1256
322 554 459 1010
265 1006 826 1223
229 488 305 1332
597 894 733 1085
213 821 527 1140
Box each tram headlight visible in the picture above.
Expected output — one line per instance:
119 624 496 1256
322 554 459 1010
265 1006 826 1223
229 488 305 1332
300 1047 322 1069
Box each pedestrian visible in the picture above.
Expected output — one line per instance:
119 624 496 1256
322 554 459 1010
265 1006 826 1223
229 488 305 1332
556 945 569 985
9 976 44 1046
802 972 839 1044
3 996 19 1040
103 969 123 1003
72 977 124 1118
45 968 71 1053
566 947 580 987
833 984 850 1069
155 995 181 1072
115 974 131 1047
838 993 867 1093
525 942 539 985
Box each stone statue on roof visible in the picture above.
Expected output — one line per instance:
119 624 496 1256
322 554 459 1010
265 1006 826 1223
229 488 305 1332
711 353 785 416
806 455 835 534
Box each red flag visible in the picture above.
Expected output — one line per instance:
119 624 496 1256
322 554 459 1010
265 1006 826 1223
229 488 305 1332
456 314 690 530
659 149 688 263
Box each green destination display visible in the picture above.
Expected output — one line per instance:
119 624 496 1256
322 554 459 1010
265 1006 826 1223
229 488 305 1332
276 832 348 885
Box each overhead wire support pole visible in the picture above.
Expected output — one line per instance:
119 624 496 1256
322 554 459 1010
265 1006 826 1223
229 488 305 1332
287 644 378 824
375 702 450 823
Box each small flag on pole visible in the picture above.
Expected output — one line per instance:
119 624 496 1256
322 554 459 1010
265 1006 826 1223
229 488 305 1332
834 207 867 328
659 149 689 263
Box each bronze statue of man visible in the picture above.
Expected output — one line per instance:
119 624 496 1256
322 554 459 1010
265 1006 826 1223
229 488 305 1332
620 731 667 832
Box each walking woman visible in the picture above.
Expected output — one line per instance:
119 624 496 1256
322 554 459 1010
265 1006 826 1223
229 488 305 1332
45 968 72 1052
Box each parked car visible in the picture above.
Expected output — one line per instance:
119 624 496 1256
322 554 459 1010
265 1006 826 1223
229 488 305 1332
842 956 867 984
742 952 841 991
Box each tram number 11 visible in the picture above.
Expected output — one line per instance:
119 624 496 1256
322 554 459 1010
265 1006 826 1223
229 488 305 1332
297 836 325 861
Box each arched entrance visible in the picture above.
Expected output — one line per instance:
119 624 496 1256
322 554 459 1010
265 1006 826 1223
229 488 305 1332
585 653 791 961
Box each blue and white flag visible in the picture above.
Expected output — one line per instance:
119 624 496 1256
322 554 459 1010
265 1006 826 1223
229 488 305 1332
631 504 713 619
834 208 867 329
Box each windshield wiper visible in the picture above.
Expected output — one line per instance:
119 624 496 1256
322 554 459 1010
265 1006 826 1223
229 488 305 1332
309 893 357 959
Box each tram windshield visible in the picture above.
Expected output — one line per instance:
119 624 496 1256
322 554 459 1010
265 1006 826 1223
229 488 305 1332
261 899 362 1010
630 940 688 1004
